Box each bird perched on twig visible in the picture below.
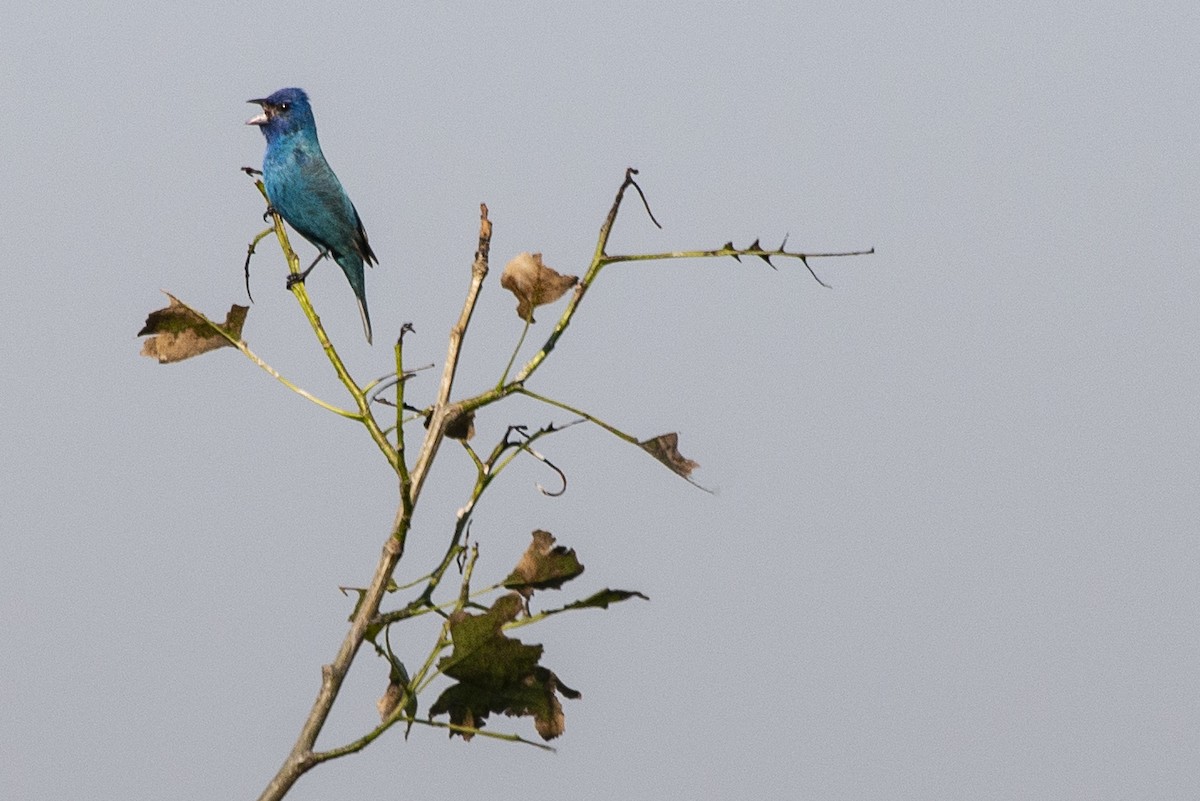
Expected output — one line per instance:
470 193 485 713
247 87 378 343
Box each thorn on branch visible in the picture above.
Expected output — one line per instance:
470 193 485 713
748 239 776 269
713 237 868 288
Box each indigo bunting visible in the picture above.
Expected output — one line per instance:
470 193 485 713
247 88 378 343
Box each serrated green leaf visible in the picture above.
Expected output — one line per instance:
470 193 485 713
429 593 576 741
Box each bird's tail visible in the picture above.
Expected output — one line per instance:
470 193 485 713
335 254 373 344
355 292 373 345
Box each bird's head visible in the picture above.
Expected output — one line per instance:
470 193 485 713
246 87 315 139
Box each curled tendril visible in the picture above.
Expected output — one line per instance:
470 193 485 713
501 421 584 497
368 364 434 406
625 168 663 230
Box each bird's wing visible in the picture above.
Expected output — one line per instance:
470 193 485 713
266 142 376 266
298 162 357 246
350 202 377 267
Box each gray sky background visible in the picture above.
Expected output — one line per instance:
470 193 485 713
3 2 1197 799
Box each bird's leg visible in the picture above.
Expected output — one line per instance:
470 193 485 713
261 205 278 223
287 251 328 288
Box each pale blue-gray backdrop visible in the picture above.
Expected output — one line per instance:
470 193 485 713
3 2 1197 799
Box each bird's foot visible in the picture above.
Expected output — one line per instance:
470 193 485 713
286 255 323 289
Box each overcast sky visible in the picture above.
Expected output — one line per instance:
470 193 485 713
3 2 1198 800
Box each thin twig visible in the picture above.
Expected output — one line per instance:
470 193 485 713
406 204 492 503
515 388 640 445
169 297 356 418
244 226 273 302
497 316 533 388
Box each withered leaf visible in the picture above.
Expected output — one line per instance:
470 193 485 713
429 592 577 741
499 252 578 322
377 656 418 723
139 295 247 363
560 588 650 611
503 530 584 598
377 680 404 721
444 409 475 441
638 432 699 479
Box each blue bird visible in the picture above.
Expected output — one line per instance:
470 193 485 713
247 88 378 343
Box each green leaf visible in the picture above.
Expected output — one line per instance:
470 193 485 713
429 593 577 741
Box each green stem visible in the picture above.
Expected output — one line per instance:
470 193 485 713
497 315 533 388
515 387 640 444
254 180 401 474
171 297 357 418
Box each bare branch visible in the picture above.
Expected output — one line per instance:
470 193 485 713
407 204 493 502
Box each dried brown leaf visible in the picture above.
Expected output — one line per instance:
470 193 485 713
377 680 403 721
503 530 585 598
138 295 247 363
445 409 476 441
638 432 699 479
499 252 578 322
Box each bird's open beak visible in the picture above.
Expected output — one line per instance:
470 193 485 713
246 100 269 126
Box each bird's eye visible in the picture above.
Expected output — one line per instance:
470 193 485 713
279 103 289 111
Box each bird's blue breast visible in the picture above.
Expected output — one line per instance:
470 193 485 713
261 135 358 258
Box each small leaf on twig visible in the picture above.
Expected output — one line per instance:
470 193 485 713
499 252 578 322
138 295 247 363
378 679 404 720
638 432 699 479
561 588 650 611
378 657 418 722
503 530 585 598
429 593 578 741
